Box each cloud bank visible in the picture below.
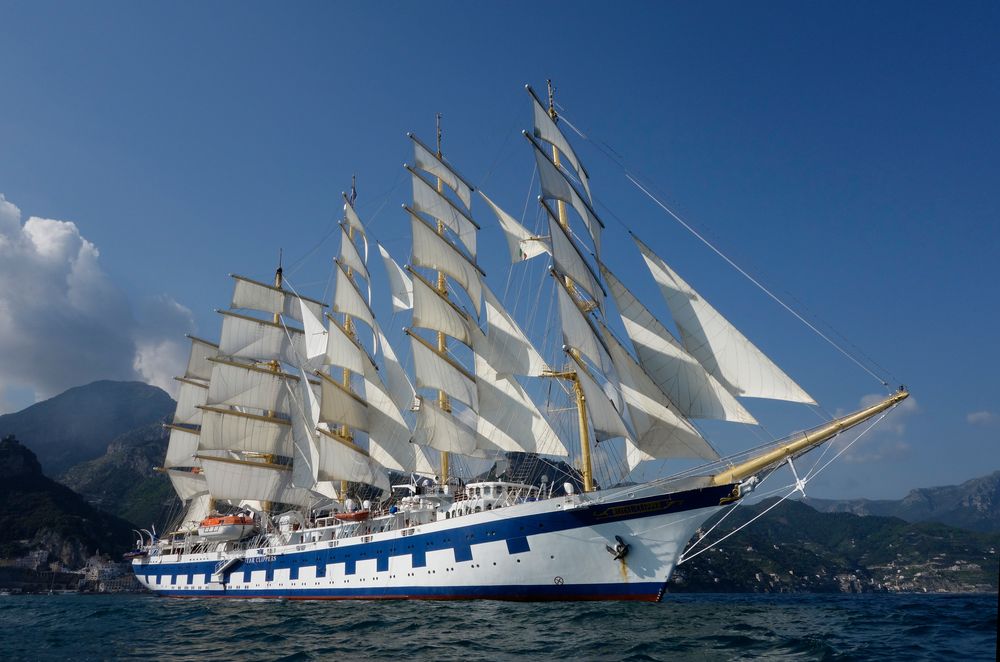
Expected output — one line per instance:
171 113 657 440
966 411 995 426
0 194 193 412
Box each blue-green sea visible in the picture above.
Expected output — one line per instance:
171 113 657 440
0 593 995 660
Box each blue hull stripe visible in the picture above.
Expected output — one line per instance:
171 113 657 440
134 484 734 587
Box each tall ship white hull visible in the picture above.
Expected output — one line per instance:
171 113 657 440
133 479 734 601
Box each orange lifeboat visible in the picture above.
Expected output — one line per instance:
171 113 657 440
333 510 371 522
197 514 256 541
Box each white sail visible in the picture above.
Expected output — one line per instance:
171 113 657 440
473 342 568 456
634 237 815 404
317 372 369 432
164 425 201 468
410 132 473 209
184 336 218 381
546 202 604 309
199 456 313 508
600 323 719 463
230 274 325 323
325 315 367 377
412 397 499 458
553 274 613 376
625 438 655 473
198 407 293 456
206 358 294 414
166 468 208 501
410 268 474 347
375 324 417 414
602 266 757 424
299 296 329 363
338 224 371 292
173 378 208 426
332 261 376 337
409 332 478 411
479 191 549 263
568 352 633 442
410 214 483 316
315 426 390 492
479 284 548 378
410 167 478 258
527 85 593 203
342 198 369 260
527 133 603 255
377 242 414 312
289 369 321 489
176 492 213 532
361 357 435 476
218 310 305 367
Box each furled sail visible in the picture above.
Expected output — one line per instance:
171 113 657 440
601 265 757 424
409 267 474 347
599 323 719 464
230 274 325 323
527 84 593 203
479 191 549 263
409 132 473 209
410 213 483 316
409 166 479 258
634 236 815 404
526 133 603 255
377 242 414 312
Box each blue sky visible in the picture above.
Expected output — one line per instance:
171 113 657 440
0 1 996 499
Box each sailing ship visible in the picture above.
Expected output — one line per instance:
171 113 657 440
130 84 908 601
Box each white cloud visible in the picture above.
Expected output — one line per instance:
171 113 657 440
966 411 995 426
0 194 193 411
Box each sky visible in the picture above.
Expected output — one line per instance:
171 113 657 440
0 1 997 499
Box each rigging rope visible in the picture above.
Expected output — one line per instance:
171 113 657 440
555 107 891 389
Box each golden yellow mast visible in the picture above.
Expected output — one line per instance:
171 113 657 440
712 389 910 487
259 256 285 514
434 113 451 486
542 79 595 493
339 175 359 504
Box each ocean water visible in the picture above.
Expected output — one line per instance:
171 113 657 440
0 593 995 661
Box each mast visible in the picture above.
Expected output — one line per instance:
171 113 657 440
260 256 284 514
340 177 359 504
541 79 595 492
434 113 451 485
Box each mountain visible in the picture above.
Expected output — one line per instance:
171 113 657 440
669 498 1000 594
0 380 175 475
805 471 1000 533
59 422 180 529
0 435 136 567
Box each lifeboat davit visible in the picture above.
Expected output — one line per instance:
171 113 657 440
333 510 370 522
197 514 256 541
